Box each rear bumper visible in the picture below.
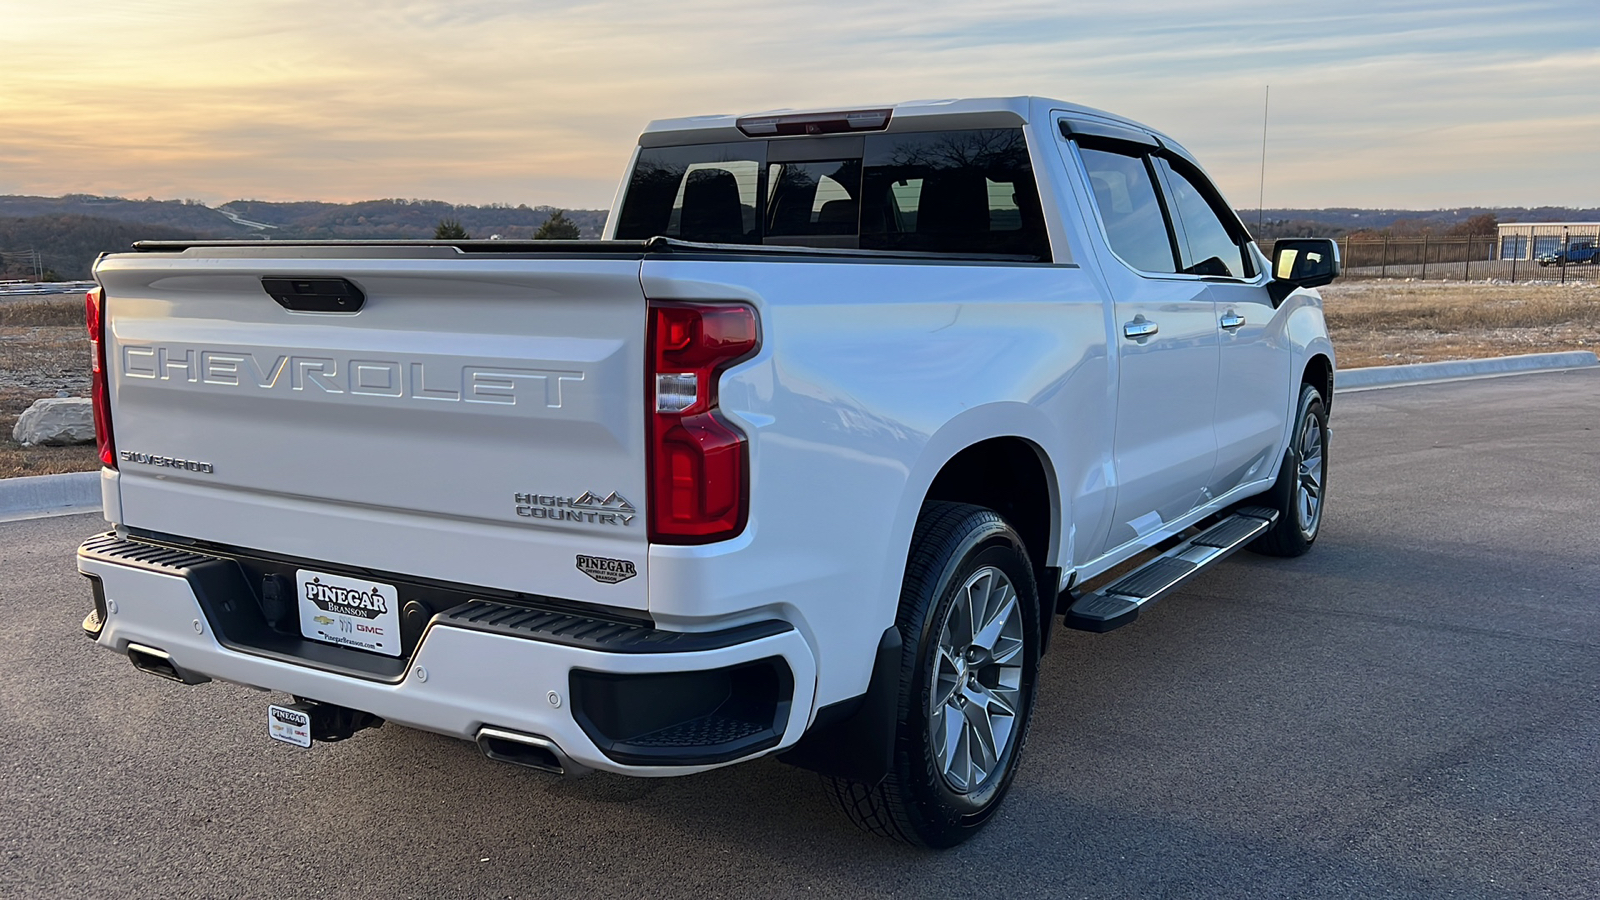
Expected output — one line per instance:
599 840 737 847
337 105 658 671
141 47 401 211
77 535 816 777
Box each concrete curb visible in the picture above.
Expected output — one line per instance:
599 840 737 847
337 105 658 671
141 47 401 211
0 471 100 523
1335 350 1600 392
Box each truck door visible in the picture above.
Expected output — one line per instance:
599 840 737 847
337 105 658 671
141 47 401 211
1152 157 1293 499
1067 133 1220 552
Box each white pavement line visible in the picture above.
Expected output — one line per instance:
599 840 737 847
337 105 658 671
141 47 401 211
1335 351 1600 393
0 471 101 523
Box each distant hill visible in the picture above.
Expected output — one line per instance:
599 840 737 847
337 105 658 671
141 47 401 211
8 194 1600 279
0 195 612 280
217 199 608 240
0 215 205 279
0 195 258 236
1241 207 1600 240
0 194 611 240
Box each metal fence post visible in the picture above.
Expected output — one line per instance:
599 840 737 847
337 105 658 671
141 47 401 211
1381 235 1388 278
1561 226 1568 285
1421 234 1428 280
1464 236 1471 281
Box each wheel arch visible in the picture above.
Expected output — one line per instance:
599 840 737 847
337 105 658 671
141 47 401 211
1303 352 1334 411
917 431 1062 658
923 437 1056 578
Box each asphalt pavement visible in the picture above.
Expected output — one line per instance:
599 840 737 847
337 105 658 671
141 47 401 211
3 368 1597 899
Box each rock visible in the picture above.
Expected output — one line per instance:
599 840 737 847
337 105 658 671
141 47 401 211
12 397 96 446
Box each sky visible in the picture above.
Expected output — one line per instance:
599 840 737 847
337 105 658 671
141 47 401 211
1 0 1596 212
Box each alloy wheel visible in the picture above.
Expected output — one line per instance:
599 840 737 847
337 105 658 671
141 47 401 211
1296 413 1325 534
928 566 1025 794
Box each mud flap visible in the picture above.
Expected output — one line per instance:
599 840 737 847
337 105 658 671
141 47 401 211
777 626 901 785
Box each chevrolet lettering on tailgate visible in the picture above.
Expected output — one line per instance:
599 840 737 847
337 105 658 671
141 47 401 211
120 345 583 408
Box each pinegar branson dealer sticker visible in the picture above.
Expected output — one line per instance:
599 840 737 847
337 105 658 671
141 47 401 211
576 555 638 584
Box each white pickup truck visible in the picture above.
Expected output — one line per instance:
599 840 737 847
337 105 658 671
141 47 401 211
77 96 1338 847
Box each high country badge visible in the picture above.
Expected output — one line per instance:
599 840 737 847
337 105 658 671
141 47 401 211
515 491 637 527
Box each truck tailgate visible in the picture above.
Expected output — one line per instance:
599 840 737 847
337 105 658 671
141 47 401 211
95 254 650 611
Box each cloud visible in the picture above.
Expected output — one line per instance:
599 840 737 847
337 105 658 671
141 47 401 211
0 0 1594 208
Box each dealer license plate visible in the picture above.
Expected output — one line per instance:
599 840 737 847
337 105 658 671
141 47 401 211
297 569 402 657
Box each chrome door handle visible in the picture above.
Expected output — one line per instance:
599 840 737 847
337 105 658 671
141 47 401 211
1123 317 1159 339
1220 311 1245 330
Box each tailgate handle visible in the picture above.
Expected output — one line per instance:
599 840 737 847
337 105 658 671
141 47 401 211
261 277 366 313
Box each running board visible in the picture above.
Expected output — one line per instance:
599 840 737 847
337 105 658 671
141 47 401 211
1063 507 1279 633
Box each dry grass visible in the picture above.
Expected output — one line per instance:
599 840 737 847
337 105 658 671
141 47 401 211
1322 280 1600 368
0 297 86 328
1 298 98 476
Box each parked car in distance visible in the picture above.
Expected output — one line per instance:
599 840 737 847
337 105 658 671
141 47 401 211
1537 242 1600 266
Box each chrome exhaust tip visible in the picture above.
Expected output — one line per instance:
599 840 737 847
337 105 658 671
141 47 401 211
126 643 210 685
476 727 589 777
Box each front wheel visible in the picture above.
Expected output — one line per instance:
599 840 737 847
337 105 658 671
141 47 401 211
825 502 1041 848
1249 382 1329 558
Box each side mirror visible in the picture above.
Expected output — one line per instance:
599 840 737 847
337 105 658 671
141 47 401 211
1268 238 1340 305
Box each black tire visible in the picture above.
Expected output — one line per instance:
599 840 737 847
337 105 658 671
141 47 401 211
824 501 1041 848
1249 382 1329 558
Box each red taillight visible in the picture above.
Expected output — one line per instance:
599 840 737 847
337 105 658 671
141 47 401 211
646 302 759 543
86 287 116 468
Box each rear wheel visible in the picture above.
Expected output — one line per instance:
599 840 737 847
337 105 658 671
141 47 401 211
825 502 1041 848
1249 383 1329 558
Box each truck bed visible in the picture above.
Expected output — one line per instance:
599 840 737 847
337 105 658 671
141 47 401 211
129 237 1043 263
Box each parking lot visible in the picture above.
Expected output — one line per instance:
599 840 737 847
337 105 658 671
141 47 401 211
3 368 1597 899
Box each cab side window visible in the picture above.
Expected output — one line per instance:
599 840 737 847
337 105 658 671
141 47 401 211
1076 146 1177 274
1158 160 1253 279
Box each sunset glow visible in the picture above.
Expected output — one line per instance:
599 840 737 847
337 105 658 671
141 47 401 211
1 0 1596 210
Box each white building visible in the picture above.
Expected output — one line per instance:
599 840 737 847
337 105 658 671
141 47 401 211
1496 222 1600 260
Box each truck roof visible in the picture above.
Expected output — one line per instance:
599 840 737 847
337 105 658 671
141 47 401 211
638 96 1173 150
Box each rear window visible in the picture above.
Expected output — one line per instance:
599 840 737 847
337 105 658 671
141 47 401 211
615 129 1050 260
613 143 765 244
766 159 861 239
858 129 1047 258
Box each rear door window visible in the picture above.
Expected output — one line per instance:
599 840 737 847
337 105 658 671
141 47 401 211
1076 146 1178 274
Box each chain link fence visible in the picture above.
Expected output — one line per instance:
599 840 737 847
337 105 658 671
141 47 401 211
1265 233 1600 283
